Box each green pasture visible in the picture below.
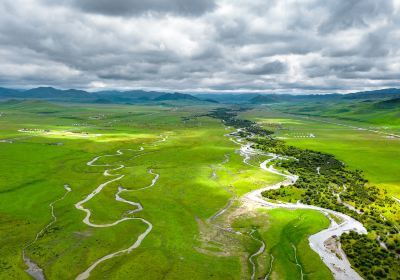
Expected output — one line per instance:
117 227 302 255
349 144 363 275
240 107 400 197
232 208 332 280
271 100 400 131
1 100 319 279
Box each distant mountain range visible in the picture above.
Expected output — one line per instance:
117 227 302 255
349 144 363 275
0 87 217 104
154 92 199 101
193 88 400 104
1 86 399 105
246 88 400 104
342 88 400 100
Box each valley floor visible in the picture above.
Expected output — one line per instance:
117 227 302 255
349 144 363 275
0 101 398 279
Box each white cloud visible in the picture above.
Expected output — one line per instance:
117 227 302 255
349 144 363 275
0 0 398 92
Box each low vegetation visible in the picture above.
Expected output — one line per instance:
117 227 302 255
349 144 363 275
1 100 398 279
210 107 400 280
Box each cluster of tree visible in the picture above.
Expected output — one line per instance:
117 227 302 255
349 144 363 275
207 107 254 128
207 108 273 135
209 108 400 279
254 137 400 279
245 125 274 136
341 232 400 279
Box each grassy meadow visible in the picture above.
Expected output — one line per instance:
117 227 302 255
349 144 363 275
0 100 332 279
274 99 400 131
240 106 400 197
231 208 332 280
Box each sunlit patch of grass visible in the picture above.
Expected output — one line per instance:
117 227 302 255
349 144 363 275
0 101 254 279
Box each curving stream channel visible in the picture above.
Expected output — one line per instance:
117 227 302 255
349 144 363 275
228 130 367 280
75 144 161 280
22 127 367 280
22 185 72 280
22 134 167 280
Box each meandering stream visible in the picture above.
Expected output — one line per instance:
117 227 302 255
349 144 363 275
228 130 367 280
22 185 71 280
248 229 266 280
75 145 160 280
21 134 166 280
21 125 369 280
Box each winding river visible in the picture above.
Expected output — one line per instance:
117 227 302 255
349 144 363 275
21 134 166 280
22 125 368 280
75 144 161 280
228 130 367 280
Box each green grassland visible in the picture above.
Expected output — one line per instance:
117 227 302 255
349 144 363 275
272 99 400 131
232 105 399 279
0 100 332 279
240 106 400 197
232 208 332 280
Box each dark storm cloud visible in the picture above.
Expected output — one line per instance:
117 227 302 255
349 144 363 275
50 0 216 17
0 0 399 92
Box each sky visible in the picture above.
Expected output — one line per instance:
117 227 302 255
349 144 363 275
0 0 399 93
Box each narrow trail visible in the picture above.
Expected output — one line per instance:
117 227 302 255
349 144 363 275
248 229 266 280
22 185 72 280
74 136 166 280
227 130 366 280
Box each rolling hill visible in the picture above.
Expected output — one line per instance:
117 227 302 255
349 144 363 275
1 87 399 105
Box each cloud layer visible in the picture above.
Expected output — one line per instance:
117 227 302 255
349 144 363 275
48 0 216 16
0 0 399 92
